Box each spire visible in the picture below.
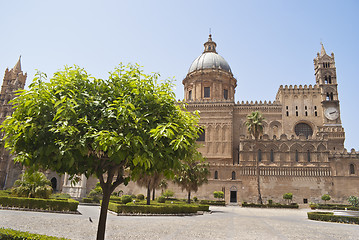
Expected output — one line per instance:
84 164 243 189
320 42 327 56
203 34 217 53
12 56 22 73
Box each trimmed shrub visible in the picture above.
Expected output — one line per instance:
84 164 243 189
283 193 293 204
162 190 174 199
157 196 166 203
307 211 359 225
50 193 71 200
193 197 198 202
242 202 299 209
137 194 145 200
121 195 133 204
0 227 69 240
82 198 93 203
348 196 359 207
321 194 331 204
316 204 359 211
108 202 204 214
0 196 78 212
268 199 273 205
86 183 103 203
213 191 224 199
199 200 225 206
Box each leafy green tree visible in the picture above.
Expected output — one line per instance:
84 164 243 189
321 194 331 204
213 191 224 199
283 193 293 204
245 111 265 205
11 171 52 199
87 182 103 203
158 179 168 195
348 195 359 207
162 189 174 199
174 147 209 204
1 64 200 240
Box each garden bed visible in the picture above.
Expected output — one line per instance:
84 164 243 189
108 202 209 215
242 202 299 209
307 211 359 224
0 227 69 240
0 196 79 213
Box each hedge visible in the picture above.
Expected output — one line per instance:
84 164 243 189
0 196 78 212
199 200 226 206
0 228 69 240
316 204 359 211
242 202 299 209
108 202 209 214
307 212 359 224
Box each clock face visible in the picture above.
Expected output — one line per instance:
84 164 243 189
324 107 339 120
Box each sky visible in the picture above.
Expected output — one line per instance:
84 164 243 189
0 0 358 150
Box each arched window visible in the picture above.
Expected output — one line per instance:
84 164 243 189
295 150 299 162
307 150 311 162
232 171 236 180
223 89 228 100
188 90 192 100
214 170 218 179
270 149 274 162
324 76 328 84
197 128 205 142
330 92 334 100
350 164 355 175
258 149 262 162
295 123 313 138
329 75 332 84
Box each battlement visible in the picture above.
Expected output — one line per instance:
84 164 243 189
239 133 328 142
331 148 359 158
279 84 319 91
235 100 280 106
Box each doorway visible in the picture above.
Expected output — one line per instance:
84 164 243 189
51 177 57 192
230 191 237 203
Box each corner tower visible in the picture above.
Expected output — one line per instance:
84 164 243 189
0 57 27 189
183 35 237 102
314 43 342 126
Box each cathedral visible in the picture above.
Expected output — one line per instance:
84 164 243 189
1 35 358 204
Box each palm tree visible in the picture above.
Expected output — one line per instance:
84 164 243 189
135 171 162 205
245 111 264 204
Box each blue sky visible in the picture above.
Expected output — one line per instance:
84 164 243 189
0 0 358 149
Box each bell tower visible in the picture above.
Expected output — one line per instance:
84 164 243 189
314 43 341 126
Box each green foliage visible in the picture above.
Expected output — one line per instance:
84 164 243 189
242 202 299 209
307 212 359 225
321 194 331 203
348 195 359 207
157 196 166 203
0 196 78 212
268 199 273 205
315 204 359 210
86 183 103 203
283 193 293 204
213 191 224 199
108 202 207 214
173 145 209 203
50 193 71 200
162 189 174 199
199 200 226 206
245 111 265 140
137 194 145 200
0 190 11 196
0 227 69 240
121 195 133 204
11 171 52 199
193 196 198 202
1 64 202 239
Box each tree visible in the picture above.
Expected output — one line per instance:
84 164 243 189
321 194 331 204
1 64 201 240
174 146 209 204
134 171 162 205
283 193 293 204
158 179 168 195
245 111 265 204
213 191 224 200
348 196 359 207
11 170 52 199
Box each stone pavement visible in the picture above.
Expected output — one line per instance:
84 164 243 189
1 205 359 240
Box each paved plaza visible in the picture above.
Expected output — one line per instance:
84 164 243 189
1 205 358 240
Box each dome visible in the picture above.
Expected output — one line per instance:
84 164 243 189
188 52 232 74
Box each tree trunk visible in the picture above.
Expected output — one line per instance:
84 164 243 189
187 190 191 204
152 188 155 201
146 183 151 205
255 140 263 205
96 182 111 240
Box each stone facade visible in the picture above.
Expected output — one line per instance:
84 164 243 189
179 36 359 204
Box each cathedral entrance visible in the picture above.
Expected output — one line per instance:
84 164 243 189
230 191 237 203
230 186 238 203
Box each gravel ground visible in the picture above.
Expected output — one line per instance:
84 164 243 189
1 205 359 240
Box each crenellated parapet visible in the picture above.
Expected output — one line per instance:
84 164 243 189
234 100 282 113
